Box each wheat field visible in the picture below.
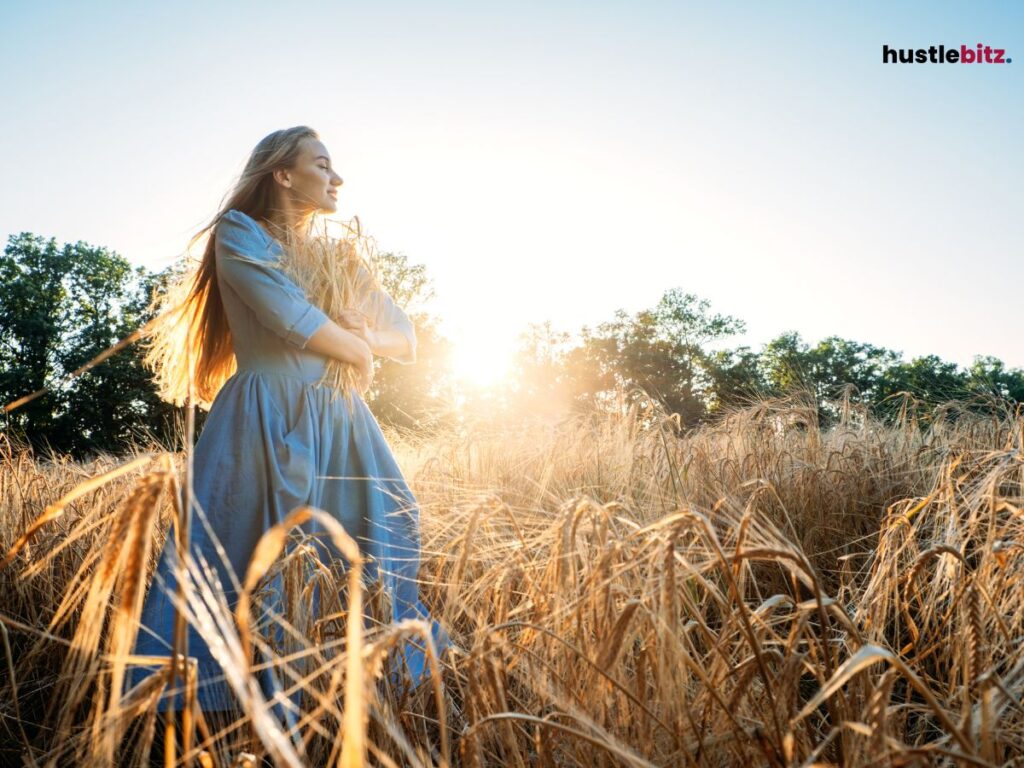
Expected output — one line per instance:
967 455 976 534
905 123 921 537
1 388 1022 767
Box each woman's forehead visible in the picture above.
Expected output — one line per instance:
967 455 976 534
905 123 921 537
302 138 330 158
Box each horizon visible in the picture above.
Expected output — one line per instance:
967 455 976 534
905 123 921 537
2 0 1021 382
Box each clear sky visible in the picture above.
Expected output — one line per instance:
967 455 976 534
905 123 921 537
2 1 1021 385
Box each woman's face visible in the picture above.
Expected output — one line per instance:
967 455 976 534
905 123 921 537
277 137 344 214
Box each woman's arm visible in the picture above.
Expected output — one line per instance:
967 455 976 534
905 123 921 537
335 306 415 363
345 264 418 365
305 318 374 372
367 283 417 365
306 318 375 393
364 327 414 361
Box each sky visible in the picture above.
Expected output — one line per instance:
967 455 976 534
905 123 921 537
2 1 1021 386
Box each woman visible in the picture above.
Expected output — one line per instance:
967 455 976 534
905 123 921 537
130 126 451 717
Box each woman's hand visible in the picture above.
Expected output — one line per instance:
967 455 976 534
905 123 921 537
338 309 373 345
335 310 377 394
353 341 375 396
304 317 376 395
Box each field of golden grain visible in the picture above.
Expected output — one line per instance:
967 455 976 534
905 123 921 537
1 389 1022 767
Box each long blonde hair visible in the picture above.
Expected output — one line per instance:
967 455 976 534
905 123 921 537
142 126 385 413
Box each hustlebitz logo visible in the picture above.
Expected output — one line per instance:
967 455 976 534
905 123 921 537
883 44 1011 64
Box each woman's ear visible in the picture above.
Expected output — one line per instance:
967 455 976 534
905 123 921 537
272 168 292 188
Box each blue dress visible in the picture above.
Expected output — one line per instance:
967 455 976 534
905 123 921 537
130 209 450 714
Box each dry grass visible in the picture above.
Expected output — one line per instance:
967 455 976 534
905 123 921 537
1 388 1022 766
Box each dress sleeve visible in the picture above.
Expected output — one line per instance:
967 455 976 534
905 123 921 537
356 264 417 365
372 286 418 365
214 211 330 350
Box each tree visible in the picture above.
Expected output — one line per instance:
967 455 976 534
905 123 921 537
875 354 968 402
0 233 69 446
566 289 746 428
701 346 770 414
0 233 172 457
758 332 904 423
507 320 577 418
965 355 1024 405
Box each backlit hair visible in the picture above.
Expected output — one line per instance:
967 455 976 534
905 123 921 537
141 126 384 414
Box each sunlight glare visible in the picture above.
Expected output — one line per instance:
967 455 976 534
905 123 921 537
449 333 514 391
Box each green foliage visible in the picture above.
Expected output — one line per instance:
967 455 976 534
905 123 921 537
0 233 178 457
701 346 769 413
512 295 1024 431
756 332 906 425
545 289 747 428
966 355 1024 402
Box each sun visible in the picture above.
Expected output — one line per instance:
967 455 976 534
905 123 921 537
449 332 514 391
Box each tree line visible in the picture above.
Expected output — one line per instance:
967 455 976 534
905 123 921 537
2 231 1021 459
